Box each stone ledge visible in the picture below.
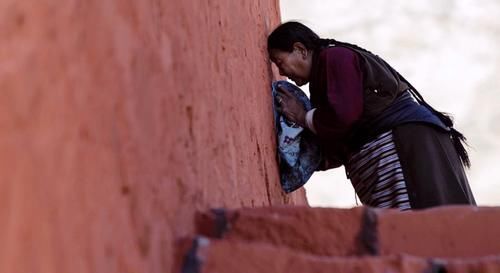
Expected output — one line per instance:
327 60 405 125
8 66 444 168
377 206 500 258
196 206 370 256
196 206 500 258
181 237 500 273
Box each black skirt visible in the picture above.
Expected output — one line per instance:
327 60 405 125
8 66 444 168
392 123 476 209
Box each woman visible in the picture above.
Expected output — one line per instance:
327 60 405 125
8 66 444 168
269 21 476 210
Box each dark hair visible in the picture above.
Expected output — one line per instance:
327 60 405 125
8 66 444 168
267 21 471 168
267 21 324 53
268 21 373 55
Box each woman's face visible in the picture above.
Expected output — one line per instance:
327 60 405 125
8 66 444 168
269 43 312 86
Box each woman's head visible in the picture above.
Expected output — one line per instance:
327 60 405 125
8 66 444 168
267 22 321 86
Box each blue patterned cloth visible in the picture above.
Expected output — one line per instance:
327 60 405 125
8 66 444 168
271 81 322 193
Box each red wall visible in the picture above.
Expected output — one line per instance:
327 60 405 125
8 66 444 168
0 1 306 272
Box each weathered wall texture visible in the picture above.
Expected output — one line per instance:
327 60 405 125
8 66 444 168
0 1 305 272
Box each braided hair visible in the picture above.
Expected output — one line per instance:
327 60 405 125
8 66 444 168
268 21 471 168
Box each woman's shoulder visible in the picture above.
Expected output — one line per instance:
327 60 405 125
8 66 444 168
317 46 360 68
319 46 358 61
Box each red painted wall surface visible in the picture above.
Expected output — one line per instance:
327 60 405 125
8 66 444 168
0 1 306 272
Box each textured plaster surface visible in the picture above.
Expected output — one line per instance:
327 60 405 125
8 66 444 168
0 1 305 272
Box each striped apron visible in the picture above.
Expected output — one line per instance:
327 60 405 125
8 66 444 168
345 131 412 210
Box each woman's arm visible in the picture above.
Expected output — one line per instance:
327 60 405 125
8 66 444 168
311 47 364 140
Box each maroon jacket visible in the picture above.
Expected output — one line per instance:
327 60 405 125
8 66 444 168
309 45 409 164
309 47 364 163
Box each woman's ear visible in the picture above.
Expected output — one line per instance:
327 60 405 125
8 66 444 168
293 42 308 59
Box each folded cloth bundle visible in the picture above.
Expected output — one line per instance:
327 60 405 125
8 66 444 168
271 81 322 193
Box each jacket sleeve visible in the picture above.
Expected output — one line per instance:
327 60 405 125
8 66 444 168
312 47 364 140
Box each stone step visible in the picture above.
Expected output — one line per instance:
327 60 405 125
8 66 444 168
180 236 500 273
196 206 500 258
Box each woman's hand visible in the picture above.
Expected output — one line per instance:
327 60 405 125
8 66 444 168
276 86 307 128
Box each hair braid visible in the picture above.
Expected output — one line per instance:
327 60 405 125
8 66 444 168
318 38 471 167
